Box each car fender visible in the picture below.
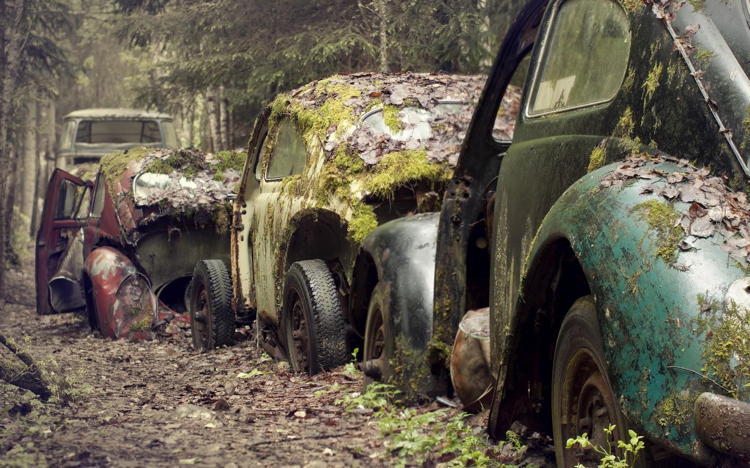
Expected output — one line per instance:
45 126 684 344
496 157 750 457
84 246 157 341
360 212 442 396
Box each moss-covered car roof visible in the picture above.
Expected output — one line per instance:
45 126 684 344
271 72 507 168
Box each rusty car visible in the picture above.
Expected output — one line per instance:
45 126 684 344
356 0 750 465
188 73 521 373
36 147 245 340
57 108 179 168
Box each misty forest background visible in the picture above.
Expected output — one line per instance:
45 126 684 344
0 0 524 291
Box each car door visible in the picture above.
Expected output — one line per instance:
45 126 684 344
35 169 92 315
245 116 308 323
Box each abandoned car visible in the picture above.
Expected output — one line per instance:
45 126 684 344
357 0 750 465
36 147 245 340
188 73 521 373
57 108 179 167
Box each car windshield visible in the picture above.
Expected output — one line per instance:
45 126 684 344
75 120 162 144
361 102 471 142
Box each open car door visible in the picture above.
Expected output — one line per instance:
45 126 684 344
35 169 91 315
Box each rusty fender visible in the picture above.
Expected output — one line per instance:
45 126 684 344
499 159 750 462
360 212 442 398
85 247 157 341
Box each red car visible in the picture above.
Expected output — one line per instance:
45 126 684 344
36 147 244 340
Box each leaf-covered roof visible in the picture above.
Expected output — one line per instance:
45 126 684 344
274 72 517 167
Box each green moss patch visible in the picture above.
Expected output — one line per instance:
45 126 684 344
633 200 684 263
643 63 663 103
362 150 451 198
697 302 750 399
100 147 151 193
587 145 606 173
614 107 635 138
383 105 403 133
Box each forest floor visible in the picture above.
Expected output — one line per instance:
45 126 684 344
0 250 554 467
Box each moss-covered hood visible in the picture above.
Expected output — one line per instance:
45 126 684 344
100 147 246 236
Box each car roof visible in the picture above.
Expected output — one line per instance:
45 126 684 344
271 72 490 167
63 108 173 120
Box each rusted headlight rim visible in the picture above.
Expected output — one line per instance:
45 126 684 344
694 392 750 460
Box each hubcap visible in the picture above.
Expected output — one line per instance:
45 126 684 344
363 305 385 379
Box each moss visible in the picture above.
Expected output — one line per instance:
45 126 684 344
694 49 715 68
696 301 750 399
144 149 206 178
213 151 247 174
621 0 642 12
130 316 151 331
348 203 378 243
632 200 684 263
361 150 451 199
655 391 696 432
587 145 606 173
426 339 453 369
284 79 362 145
614 107 635 138
688 0 705 11
100 147 151 194
389 335 431 401
643 63 663 103
383 105 403 133
621 68 636 92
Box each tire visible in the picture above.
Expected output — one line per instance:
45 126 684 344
552 296 636 468
189 259 234 352
282 259 348 374
83 274 98 330
362 282 394 385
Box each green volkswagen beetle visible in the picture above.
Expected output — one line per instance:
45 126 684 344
358 0 750 464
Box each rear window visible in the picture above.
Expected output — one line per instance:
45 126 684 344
75 120 162 144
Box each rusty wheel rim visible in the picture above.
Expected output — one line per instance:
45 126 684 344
193 287 210 350
288 293 309 372
365 305 385 362
561 350 623 467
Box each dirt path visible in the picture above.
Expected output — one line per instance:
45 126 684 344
0 256 553 467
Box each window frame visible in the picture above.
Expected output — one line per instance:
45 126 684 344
524 0 631 119
263 118 307 182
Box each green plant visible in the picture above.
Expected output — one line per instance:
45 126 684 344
338 382 502 466
342 347 360 377
565 425 645 468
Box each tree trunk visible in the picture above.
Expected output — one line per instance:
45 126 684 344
377 0 389 73
205 89 220 153
0 333 52 400
0 0 27 292
21 98 38 232
218 85 229 151
187 101 196 148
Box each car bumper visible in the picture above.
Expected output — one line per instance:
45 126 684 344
695 392 750 461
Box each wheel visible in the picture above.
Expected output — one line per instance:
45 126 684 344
282 259 348 374
552 296 633 468
189 259 234 352
362 282 393 385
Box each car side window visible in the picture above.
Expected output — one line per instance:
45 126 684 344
90 173 106 218
55 180 87 220
265 119 307 181
253 126 269 181
528 0 630 116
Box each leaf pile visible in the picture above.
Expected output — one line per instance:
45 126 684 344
602 154 750 265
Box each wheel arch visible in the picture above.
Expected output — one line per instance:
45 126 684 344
491 158 750 461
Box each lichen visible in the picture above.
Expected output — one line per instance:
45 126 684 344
633 199 684 263
587 145 606 173
614 107 635 138
383 105 403 133
643 63 663 102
